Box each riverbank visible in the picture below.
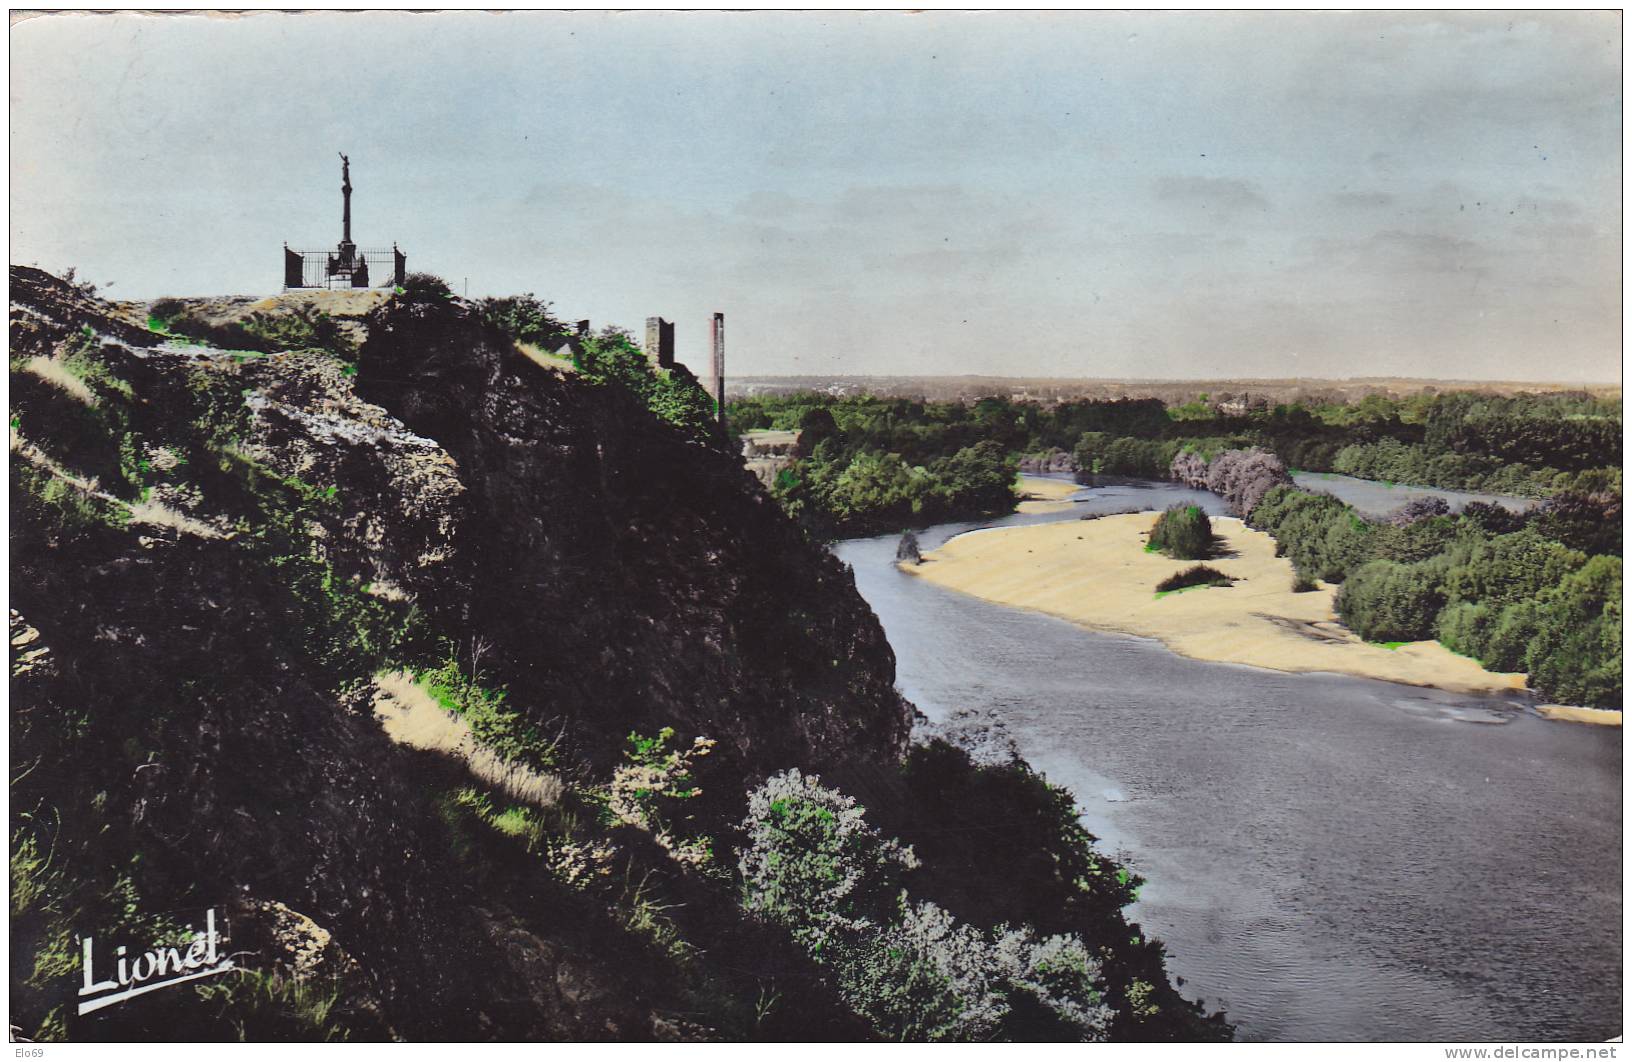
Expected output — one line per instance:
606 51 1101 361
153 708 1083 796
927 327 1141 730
903 511 1534 698
1537 704 1624 726
1016 474 1082 514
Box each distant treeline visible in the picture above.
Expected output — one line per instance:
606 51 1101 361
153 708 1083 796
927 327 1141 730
729 389 1622 538
756 401 1018 538
1063 390 1621 497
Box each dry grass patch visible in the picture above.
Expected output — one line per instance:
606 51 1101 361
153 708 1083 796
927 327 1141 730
23 356 98 405
373 670 563 808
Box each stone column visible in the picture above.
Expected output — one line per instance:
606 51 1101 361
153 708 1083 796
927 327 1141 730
711 313 726 426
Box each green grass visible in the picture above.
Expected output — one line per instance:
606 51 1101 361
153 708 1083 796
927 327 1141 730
415 648 555 772
60 338 134 400
448 786 548 853
1370 640 1410 650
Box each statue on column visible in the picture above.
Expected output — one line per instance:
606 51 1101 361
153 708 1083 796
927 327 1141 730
337 152 355 267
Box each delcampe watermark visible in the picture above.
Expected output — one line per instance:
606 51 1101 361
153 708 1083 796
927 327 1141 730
77 908 234 1016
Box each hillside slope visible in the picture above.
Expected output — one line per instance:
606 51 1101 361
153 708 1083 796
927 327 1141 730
9 267 1225 1042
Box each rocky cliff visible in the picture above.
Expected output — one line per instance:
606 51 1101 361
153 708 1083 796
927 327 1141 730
9 267 1224 1042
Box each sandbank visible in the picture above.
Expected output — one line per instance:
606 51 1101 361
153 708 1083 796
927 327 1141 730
903 512 1532 697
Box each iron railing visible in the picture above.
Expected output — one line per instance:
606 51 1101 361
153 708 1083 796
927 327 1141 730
283 245 406 290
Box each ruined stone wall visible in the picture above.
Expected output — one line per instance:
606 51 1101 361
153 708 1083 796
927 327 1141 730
644 316 674 370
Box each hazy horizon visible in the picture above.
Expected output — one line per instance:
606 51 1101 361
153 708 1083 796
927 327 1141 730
727 371 1622 386
10 10 1622 384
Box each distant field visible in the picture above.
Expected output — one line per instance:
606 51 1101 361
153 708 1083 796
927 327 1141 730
728 374 1621 404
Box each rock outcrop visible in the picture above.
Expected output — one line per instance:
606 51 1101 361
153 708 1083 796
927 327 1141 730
9 266 908 1040
9 266 1218 1043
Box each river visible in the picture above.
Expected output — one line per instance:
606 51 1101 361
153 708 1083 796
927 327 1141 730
832 477 1621 1042
1290 471 1538 517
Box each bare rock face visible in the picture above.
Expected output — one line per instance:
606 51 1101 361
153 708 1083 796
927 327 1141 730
353 289 913 776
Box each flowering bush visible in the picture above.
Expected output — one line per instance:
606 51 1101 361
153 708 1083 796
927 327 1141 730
737 768 917 952
737 771 1113 1041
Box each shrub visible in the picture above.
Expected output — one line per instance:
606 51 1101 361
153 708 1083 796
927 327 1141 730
1148 505 1212 559
835 900 1007 1041
1438 597 1546 675
153 305 350 357
738 769 917 954
833 901 1110 1041
1521 555 1623 707
1438 555 1622 707
1155 564 1232 594
646 366 718 439
1169 449 1209 488
1383 495 1450 527
574 328 718 443
1441 529 1585 610
1435 600 1490 658
1335 558 1447 643
609 727 716 865
1251 487 1379 582
739 770 1115 1041
997 929 1115 1038
479 293 566 348
1074 433 1175 478
1371 514 1459 564
399 272 454 301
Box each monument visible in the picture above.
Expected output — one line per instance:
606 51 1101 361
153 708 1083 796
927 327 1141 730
283 154 407 290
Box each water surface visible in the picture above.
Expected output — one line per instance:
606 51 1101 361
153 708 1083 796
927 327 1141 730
835 479 1620 1042
1290 471 1538 518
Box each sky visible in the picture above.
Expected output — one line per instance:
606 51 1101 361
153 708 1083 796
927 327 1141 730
8 10 1623 383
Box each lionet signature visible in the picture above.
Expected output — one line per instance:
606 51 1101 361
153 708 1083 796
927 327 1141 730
78 908 234 1015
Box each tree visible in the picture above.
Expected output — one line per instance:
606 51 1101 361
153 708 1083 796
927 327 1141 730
1533 491 1622 557
1334 558 1447 643
796 407 841 457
